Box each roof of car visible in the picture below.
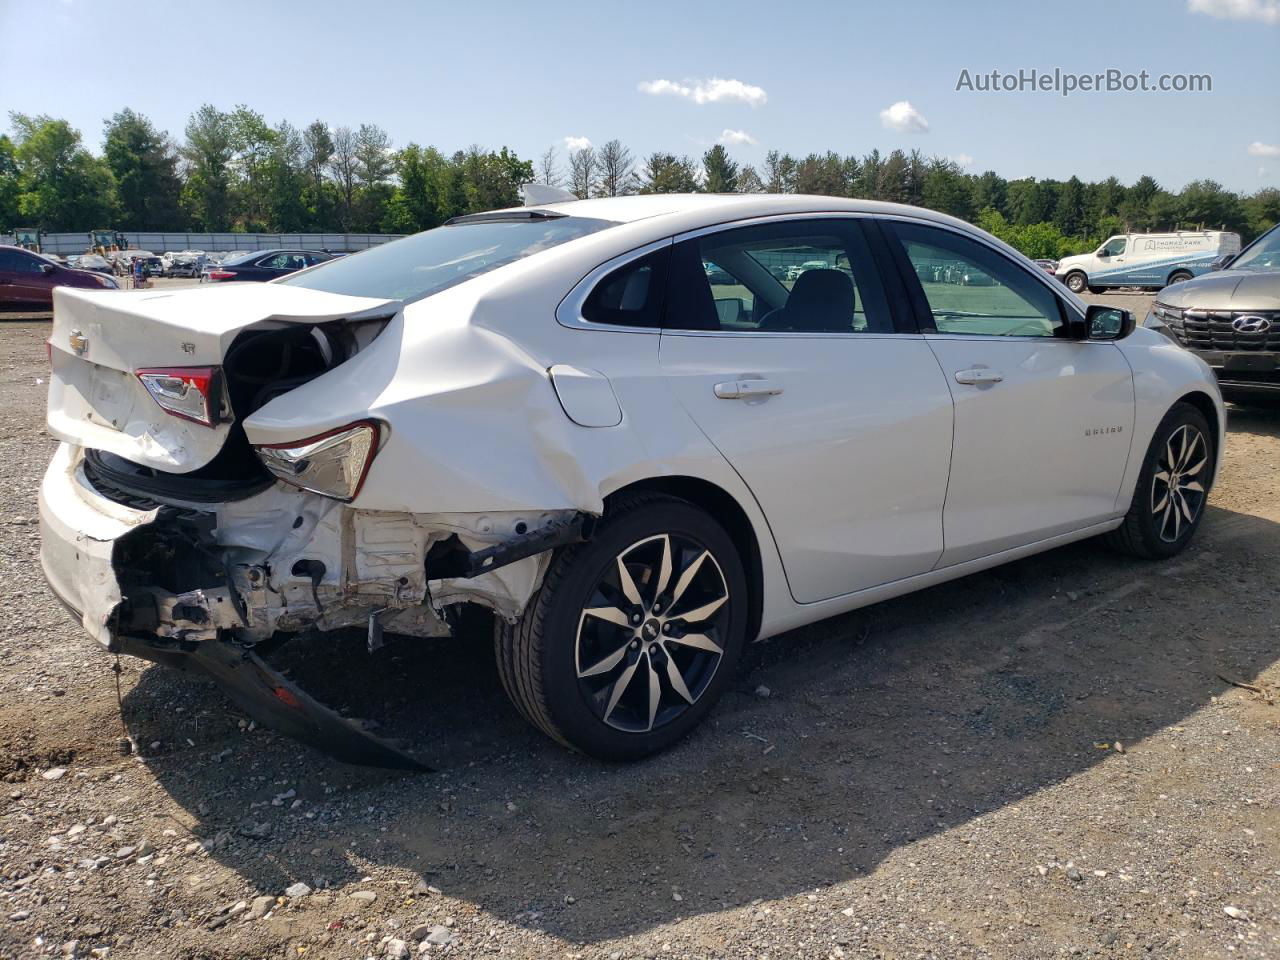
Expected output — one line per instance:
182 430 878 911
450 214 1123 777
511 193 972 230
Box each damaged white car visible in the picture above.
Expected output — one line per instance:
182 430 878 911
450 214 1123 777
40 194 1224 767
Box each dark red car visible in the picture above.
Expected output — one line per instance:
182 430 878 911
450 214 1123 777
0 245 119 311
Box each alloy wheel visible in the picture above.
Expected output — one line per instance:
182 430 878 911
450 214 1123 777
575 533 730 733
1151 424 1208 542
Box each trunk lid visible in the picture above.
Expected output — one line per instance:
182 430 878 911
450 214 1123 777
48 283 396 473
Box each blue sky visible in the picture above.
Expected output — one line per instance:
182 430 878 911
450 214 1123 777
1 0 1277 192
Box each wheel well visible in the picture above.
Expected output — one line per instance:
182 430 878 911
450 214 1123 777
1167 269 1192 284
604 476 765 643
1176 390 1221 469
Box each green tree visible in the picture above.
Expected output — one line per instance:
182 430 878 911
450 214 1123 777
1053 176 1086 238
0 134 20 230
265 121 307 231
970 170 1007 218
227 105 277 230
763 150 797 193
1178 179 1245 233
793 151 846 196
1245 188 1280 236
921 158 973 219
638 153 699 193
301 121 335 229
701 144 738 193
102 109 182 230
9 113 117 230
385 144 446 232
181 104 234 230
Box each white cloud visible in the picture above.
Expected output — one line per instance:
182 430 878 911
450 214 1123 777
951 153 975 168
638 77 768 107
718 129 758 146
563 136 592 153
1248 141 1280 157
879 100 929 133
1188 0 1280 22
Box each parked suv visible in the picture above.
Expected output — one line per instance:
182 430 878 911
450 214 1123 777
1147 224 1280 404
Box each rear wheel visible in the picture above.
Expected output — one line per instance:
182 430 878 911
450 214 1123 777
495 494 748 760
1064 271 1088 294
1105 402 1213 559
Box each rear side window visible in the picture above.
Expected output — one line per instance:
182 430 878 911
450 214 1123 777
281 215 617 303
664 218 893 334
580 248 670 328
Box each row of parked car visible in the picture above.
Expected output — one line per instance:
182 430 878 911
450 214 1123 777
0 246 345 310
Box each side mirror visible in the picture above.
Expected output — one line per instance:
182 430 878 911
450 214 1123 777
40 262 55 274
714 297 745 326
1209 254 1234 271
1083 304 1135 341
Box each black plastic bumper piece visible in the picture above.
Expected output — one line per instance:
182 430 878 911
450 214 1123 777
118 634 428 771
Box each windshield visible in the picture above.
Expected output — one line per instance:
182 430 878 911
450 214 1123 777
279 215 617 302
1230 225 1280 273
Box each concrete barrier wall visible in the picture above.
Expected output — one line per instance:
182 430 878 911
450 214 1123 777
1 232 405 255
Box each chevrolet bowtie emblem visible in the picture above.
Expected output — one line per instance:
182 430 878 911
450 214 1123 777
68 330 89 355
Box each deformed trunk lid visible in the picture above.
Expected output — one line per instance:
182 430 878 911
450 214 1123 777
47 283 396 473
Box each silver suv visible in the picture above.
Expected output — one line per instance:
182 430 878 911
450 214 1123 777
1147 224 1280 405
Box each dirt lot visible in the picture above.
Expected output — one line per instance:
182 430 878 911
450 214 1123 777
1 293 1277 960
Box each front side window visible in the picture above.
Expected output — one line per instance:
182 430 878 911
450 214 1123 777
1230 225 1280 273
665 219 893 334
1101 237 1127 257
891 222 1066 338
281 214 617 303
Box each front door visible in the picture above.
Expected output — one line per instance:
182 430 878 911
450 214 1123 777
884 219 1135 567
658 217 955 603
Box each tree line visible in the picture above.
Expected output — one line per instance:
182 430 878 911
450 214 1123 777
2 107 1277 261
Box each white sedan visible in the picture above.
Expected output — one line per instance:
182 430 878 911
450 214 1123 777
39 194 1223 767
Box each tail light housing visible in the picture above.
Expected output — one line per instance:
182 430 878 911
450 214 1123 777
253 421 382 502
136 366 225 427
207 270 237 280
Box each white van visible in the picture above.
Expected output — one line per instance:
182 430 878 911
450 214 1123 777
1055 231 1241 293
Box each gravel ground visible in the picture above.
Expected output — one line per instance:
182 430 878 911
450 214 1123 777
1 289 1277 960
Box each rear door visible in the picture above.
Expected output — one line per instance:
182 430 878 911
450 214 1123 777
658 217 955 603
882 218 1134 567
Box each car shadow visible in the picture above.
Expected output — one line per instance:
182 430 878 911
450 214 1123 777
120 501 1280 945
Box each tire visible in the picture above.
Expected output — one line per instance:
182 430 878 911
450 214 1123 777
1167 271 1193 287
1087 286 1103 295
1105 402 1214 559
495 494 749 760
1064 271 1088 294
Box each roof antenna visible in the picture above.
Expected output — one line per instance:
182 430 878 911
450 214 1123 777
521 183 577 206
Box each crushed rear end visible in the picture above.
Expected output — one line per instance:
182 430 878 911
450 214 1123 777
38 284 586 768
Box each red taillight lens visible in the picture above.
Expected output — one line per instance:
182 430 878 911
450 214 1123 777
136 366 223 427
208 270 237 280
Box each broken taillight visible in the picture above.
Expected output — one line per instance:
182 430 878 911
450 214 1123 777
136 366 224 427
253 421 382 502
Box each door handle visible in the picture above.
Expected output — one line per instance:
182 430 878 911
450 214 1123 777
954 368 1004 385
714 378 783 399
